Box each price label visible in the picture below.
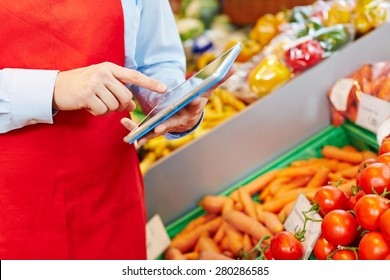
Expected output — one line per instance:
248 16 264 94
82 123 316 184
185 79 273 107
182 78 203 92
329 78 354 112
356 93 390 133
146 214 171 260
283 194 322 260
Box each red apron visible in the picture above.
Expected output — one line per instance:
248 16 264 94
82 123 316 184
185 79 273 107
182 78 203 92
0 0 146 259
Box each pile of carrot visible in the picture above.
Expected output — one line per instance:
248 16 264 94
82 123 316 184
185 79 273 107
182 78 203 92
164 145 377 260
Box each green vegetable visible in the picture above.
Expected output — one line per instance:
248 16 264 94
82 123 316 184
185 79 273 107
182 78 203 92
176 17 205 42
182 0 219 28
289 6 312 23
314 25 350 53
296 18 323 38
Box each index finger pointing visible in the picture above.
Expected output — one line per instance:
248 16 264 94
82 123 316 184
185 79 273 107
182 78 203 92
110 64 167 93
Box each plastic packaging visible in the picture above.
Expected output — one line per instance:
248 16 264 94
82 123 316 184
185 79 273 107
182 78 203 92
285 39 324 72
328 61 390 131
248 55 292 97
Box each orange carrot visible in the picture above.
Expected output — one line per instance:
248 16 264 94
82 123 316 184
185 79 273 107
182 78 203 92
184 252 199 260
337 179 356 198
242 234 253 253
328 172 342 182
342 145 359 152
199 251 234 260
197 235 221 254
317 159 344 172
222 250 235 259
193 231 210 252
262 188 315 213
276 166 317 178
273 176 312 198
239 170 278 195
322 146 363 164
199 196 229 214
258 185 271 201
255 207 284 234
170 216 222 253
362 150 378 160
220 236 230 252
225 224 244 256
223 210 273 242
234 202 244 211
335 162 353 171
229 190 240 203
213 221 227 244
259 177 291 200
338 165 359 178
181 213 216 233
222 197 234 215
290 159 310 167
277 201 295 223
238 188 257 219
165 247 186 260
306 166 330 189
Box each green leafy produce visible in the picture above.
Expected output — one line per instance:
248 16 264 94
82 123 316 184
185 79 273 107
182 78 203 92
176 17 205 42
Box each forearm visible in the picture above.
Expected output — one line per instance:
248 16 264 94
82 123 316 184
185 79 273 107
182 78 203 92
130 0 186 115
0 68 57 133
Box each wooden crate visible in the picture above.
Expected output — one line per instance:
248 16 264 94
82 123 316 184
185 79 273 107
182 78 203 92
222 0 315 25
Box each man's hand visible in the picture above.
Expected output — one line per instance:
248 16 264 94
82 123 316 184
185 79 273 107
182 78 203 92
121 67 236 146
53 62 167 115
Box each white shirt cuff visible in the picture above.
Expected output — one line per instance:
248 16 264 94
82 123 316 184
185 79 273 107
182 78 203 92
377 118 390 145
4 68 58 129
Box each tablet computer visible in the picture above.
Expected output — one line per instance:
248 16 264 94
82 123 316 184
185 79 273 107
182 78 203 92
124 42 242 144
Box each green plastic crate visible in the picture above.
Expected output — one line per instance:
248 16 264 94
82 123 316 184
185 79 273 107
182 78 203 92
161 122 378 258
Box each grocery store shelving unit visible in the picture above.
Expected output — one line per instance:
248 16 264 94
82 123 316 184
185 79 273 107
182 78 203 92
144 23 390 225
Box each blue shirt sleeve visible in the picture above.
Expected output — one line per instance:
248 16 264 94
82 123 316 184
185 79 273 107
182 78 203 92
129 0 203 139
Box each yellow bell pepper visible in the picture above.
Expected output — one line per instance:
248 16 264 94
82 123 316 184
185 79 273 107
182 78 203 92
224 39 261 63
196 52 217 71
325 0 353 27
249 14 279 47
248 55 291 97
353 0 388 35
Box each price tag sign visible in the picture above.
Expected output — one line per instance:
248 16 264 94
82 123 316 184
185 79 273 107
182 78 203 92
356 93 390 133
283 194 322 260
146 214 171 260
329 78 354 112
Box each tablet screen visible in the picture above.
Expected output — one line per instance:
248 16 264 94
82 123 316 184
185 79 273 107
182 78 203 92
125 42 241 144
137 49 233 126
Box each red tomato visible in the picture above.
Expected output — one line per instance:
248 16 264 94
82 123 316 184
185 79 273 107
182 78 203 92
313 236 336 260
321 210 358 246
376 152 390 166
358 232 390 260
313 185 348 217
264 247 273 260
386 254 390 260
332 249 357 260
379 208 390 242
359 162 390 195
270 231 305 260
347 190 365 210
356 158 376 187
355 194 389 231
379 138 390 156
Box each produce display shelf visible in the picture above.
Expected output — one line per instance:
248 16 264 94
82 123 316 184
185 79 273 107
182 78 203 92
164 122 378 241
144 23 390 225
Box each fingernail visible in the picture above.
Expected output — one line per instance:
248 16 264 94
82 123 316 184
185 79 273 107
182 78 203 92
158 83 167 92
